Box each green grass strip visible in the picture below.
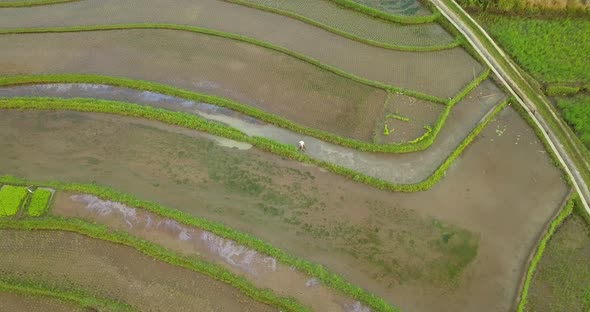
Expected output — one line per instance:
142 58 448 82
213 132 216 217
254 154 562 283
25 188 52 217
0 24 445 104
0 278 135 312
226 0 459 51
0 185 28 217
0 94 506 194
0 217 311 312
0 70 488 153
545 85 581 97
516 194 576 312
0 0 78 7
0 178 396 311
327 0 439 24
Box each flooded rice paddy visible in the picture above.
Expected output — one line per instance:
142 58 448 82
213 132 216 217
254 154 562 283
0 0 482 98
52 192 369 312
231 0 453 47
0 79 504 184
0 29 387 142
0 292 85 312
351 0 431 16
0 229 275 312
0 108 567 312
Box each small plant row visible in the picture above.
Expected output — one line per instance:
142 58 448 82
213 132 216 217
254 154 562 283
225 0 459 52
385 113 410 122
0 184 53 217
327 0 439 24
0 68 489 154
0 278 135 312
516 194 577 312
0 0 78 7
0 217 312 312
0 93 506 194
0 24 447 104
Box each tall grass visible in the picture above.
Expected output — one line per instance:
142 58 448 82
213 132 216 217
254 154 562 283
557 95 590 148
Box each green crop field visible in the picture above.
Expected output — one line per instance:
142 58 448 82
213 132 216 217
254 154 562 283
0 185 28 217
25 188 52 217
478 15 590 85
557 96 590 149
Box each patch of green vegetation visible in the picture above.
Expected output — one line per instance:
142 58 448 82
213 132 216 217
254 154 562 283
479 15 590 85
0 185 28 217
521 198 590 312
0 176 398 312
0 94 506 193
0 278 135 312
546 85 581 96
0 217 312 312
557 95 590 148
0 0 78 7
25 189 52 217
516 195 576 311
385 113 410 122
383 124 391 136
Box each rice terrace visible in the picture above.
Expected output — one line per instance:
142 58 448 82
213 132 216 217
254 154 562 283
0 0 588 311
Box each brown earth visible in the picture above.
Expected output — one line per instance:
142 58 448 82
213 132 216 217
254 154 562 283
0 229 274 312
0 108 568 311
0 292 85 312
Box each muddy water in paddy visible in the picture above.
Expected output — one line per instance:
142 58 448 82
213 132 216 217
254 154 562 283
0 229 274 312
0 292 85 312
0 108 568 311
52 193 367 312
0 29 386 142
0 78 504 184
0 0 482 98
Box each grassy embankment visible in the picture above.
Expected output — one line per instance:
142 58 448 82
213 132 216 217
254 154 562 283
0 94 505 193
0 0 78 7
516 195 590 311
0 279 135 312
0 177 398 312
225 0 458 51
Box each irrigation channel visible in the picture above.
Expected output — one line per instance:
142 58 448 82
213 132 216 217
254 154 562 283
0 104 567 311
0 81 503 184
0 0 483 99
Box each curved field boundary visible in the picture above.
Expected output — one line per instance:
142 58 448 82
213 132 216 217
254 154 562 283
225 0 459 51
0 94 507 193
515 194 576 312
0 217 312 312
0 177 399 312
0 24 447 104
0 0 78 7
0 279 136 312
327 0 438 24
0 69 489 153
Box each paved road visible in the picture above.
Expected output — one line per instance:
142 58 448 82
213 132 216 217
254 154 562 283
431 0 590 215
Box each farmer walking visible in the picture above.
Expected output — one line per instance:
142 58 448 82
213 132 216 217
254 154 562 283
298 140 306 152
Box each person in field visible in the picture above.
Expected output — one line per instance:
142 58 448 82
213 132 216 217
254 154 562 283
298 140 306 152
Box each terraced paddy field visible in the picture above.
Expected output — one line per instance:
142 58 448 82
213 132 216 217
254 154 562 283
0 229 275 312
0 292 87 312
525 210 590 312
0 108 567 311
0 0 483 99
351 0 431 16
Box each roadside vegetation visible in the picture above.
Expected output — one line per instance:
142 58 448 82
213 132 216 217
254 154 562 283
457 0 590 12
557 96 590 149
0 185 28 217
